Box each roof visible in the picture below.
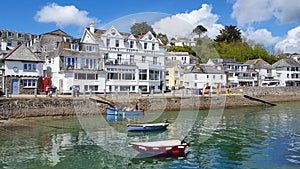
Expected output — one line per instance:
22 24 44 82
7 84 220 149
43 29 73 37
245 58 273 69
186 64 224 74
272 58 300 68
4 44 43 62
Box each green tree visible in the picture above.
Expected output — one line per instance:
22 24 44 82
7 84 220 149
215 25 242 43
167 46 196 56
130 22 155 36
156 33 168 45
193 25 207 38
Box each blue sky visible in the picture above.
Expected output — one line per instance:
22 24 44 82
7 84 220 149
2 0 300 53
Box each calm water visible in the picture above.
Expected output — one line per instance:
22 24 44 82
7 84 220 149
0 102 300 169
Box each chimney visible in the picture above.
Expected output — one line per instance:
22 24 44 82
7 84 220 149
90 21 95 34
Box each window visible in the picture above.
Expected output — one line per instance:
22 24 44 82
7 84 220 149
71 44 78 51
149 70 159 80
7 32 13 37
207 75 209 78
142 56 146 63
23 79 36 88
152 43 155 50
117 54 122 63
144 43 147 50
103 53 108 61
106 39 110 47
130 41 134 48
23 63 37 71
139 69 147 80
195 74 198 80
221 75 223 79
85 45 95 52
17 33 23 39
153 57 157 65
7 41 12 46
130 55 134 64
115 39 119 47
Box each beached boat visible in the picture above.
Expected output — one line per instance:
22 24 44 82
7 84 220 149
127 122 169 132
106 108 144 116
129 139 188 155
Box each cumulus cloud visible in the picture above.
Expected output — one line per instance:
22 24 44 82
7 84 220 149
275 27 300 53
152 4 223 39
244 27 281 45
231 0 300 26
34 3 97 27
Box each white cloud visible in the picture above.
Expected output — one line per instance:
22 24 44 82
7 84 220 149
231 0 300 26
244 27 281 45
152 4 223 39
275 26 300 53
34 3 97 27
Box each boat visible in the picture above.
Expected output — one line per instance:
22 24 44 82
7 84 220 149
129 139 188 155
127 121 169 132
106 108 144 116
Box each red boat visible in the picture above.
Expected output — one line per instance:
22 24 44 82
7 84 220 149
129 139 188 155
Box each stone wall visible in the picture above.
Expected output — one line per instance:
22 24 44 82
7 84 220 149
0 98 109 119
2 86 300 119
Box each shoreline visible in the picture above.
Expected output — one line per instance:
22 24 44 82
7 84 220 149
0 93 299 128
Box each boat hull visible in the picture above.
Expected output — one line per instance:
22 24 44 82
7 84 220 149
127 123 169 132
106 108 144 116
129 140 188 155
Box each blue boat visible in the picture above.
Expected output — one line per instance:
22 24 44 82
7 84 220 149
127 122 169 132
106 108 144 116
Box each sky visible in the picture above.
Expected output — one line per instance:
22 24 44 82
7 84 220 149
2 0 300 54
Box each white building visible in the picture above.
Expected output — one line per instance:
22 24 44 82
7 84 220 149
2 44 44 94
183 62 226 90
272 58 300 86
80 23 167 93
245 58 277 86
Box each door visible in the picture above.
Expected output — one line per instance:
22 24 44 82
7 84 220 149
11 79 19 94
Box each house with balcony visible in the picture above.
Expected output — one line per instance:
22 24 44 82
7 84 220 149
80 22 166 93
245 58 277 86
1 44 44 94
272 58 300 86
207 58 258 87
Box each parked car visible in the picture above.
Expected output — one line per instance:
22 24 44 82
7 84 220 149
204 86 217 94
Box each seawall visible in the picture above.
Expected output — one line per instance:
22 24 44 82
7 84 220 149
1 86 300 119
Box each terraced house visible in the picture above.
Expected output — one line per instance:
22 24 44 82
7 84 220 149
42 22 166 94
80 22 166 93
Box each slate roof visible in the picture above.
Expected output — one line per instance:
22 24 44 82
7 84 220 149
272 58 300 68
4 44 43 62
245 58 273 69
187 64 224 74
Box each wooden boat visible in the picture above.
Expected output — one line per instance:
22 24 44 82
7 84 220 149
127 122 169 132
129 139 188 155
106 108 144 116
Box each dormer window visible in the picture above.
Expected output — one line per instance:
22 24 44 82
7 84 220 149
148 34 152 40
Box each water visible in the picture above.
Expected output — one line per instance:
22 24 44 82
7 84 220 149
0 102 300 169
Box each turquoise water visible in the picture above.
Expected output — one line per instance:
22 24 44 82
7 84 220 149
0 102 300 169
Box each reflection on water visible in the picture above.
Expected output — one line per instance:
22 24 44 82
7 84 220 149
0 102 300 168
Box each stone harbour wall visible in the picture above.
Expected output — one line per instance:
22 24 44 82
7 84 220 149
1 86 300 119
